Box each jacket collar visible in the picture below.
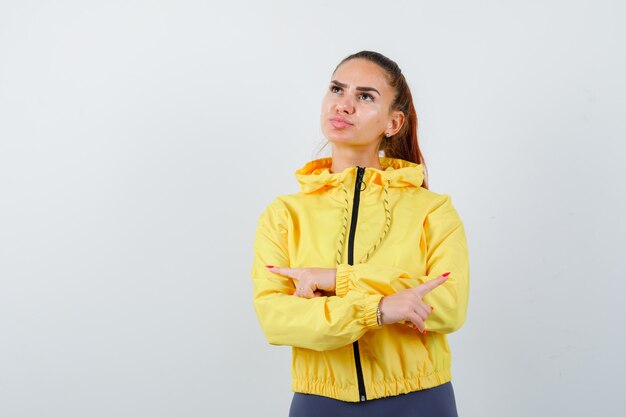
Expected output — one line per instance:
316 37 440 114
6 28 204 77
295 157 425 193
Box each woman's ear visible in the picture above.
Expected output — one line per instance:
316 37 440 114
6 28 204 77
388 111 405 136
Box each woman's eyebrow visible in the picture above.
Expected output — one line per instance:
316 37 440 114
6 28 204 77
330 80 380 96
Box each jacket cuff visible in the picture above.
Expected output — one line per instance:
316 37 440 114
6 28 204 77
363 293 384 329
335 263 354 297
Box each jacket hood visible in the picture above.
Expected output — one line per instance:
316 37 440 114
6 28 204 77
295 157 425 194
294 156 425 265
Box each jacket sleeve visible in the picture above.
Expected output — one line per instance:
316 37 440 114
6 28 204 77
334 194 470 334
251 198 383 352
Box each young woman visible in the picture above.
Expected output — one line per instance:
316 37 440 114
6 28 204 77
251 50 470 417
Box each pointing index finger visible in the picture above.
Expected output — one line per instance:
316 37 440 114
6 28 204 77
266 266 298 279
416 272 450 296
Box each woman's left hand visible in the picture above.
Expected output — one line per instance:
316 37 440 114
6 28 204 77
266 266 336 298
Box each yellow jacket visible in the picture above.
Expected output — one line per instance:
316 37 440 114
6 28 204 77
251 157 470 402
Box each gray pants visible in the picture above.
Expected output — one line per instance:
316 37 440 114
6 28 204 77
289 381 458 417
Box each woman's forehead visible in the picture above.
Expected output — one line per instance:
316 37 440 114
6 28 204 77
332 59 390 93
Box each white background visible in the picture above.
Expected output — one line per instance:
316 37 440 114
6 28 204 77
1 1 625 416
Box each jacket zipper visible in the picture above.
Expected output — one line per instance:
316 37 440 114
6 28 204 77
348 166 367 402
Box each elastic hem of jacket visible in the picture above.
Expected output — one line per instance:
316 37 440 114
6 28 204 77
292 370 452 403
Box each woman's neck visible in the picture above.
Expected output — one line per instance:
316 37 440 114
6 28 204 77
330 145 383 173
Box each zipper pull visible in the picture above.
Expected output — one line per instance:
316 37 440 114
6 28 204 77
356 166 366 191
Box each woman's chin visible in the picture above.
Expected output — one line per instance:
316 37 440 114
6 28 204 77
325 132 358 144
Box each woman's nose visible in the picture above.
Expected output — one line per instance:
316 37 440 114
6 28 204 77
335 95 354 114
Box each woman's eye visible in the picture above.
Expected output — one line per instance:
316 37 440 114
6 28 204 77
329 86 373 102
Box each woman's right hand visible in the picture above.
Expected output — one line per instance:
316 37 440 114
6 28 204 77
378 272 450 333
